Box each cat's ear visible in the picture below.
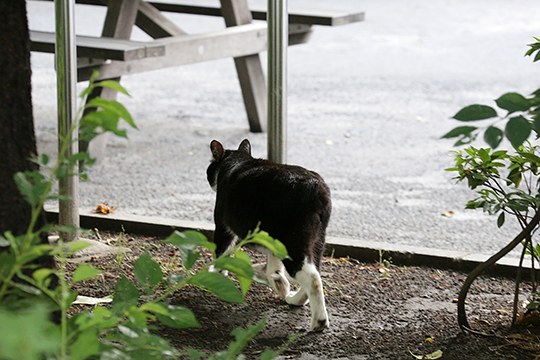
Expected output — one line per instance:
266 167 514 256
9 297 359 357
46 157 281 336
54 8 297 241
238 139 251 155
210 140 224 160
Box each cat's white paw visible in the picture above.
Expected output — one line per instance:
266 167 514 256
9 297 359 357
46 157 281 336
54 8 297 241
285 290 308 306
310 317 329 332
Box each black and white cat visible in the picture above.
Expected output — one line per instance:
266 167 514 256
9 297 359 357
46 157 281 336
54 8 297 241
206 139 332 332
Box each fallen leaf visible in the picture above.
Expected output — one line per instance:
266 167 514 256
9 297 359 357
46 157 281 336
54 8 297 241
516 309 540 326
409 349 443 359
95 202 116 215
441 210 455 218
425 337 434 343
73 295 112 305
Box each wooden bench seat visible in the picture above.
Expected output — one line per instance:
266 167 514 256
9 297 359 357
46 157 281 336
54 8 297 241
30 23 311 81
30 30 166 61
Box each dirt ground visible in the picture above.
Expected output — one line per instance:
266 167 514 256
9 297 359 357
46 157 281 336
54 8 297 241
71 231 540 359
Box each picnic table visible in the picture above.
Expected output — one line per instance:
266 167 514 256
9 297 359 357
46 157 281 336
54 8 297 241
29 0 364 133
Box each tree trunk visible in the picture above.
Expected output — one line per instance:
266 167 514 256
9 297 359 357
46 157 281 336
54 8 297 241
0 2 48 242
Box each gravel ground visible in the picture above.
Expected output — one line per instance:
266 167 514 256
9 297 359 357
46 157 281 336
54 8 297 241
70 231 540 359
29 0 540 259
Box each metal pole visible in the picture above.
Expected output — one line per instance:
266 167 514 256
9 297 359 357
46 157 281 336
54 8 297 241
267 0 288 163
55 0 79 240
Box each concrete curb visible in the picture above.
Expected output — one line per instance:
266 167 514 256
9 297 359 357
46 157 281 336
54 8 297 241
45 209 528 276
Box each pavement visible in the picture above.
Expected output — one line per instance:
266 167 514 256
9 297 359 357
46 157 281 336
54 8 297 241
28 0 540 261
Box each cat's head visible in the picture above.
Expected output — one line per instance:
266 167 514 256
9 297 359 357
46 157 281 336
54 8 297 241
206 139 252 191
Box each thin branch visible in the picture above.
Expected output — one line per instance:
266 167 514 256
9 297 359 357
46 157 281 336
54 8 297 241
458 210 540 332
512 236 529 325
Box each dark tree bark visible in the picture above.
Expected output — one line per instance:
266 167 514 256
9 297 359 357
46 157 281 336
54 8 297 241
0 2 48 242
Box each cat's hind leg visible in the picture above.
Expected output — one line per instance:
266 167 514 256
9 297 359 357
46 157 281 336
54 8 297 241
285 287 308 306
266 255 290 299
252 263 269 285
291 258 329 332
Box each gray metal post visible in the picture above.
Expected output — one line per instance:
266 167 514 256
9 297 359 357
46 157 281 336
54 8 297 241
55 0 79 240
267 0 288 163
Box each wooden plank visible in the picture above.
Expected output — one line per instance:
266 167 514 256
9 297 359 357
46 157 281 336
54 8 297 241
101 0 141 38
136 1 188 38
77 23 270 81
30 0 365 26
145 1 365 26
29 30 165 61
220 0 265 133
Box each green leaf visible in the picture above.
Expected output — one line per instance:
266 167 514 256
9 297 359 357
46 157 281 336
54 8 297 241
165 231 215 270
244 231 289 260
519 152 540 165
184 251 201 271
213 251 254 279
126 307 149 328
13 172 48 207
441 126 477 139
477 148 491 163
224 319 267 358
505 115 531 148
497 212 505 228
85 98 137 129
165 231 214 252
112 275 140 314
188 271 244 303
134 252 163 291
69 328 100 360
483 126 503 149
140 302 171 316
214 251 254 296
108 327 177 359
74 307 119 331
72 264 102 283
155 305 200 329
185 349 205 360
0 305 60 360
491 150 508 159
41 154 49 166
507 167 522 187
78 70 100 99
12 282 42 296
495 92 531 114
19 244 54 265
32 268 55 288
80 110 126 139
452 104 497 121
95 80 130 96
0 251 17 282
54 240 92 256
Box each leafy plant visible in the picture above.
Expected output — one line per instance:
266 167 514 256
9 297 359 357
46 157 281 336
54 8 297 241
443 38 540 332
0 74 290 359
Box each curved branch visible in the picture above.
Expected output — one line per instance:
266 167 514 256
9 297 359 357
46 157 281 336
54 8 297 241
457 209 540 332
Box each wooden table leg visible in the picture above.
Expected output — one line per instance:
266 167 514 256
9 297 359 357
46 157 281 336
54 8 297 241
220 0 266 133
81 0 141 160
136 1 187 38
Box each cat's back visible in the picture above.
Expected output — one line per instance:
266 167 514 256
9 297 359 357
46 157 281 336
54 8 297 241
226 157 331 208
